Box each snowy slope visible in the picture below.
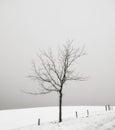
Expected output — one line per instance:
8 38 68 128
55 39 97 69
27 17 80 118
0 106 115 130
12 110 115 130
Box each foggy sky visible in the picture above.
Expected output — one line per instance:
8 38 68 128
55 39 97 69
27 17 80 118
0 0 115 110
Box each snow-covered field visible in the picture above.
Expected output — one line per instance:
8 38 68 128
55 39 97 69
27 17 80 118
0 106 115 130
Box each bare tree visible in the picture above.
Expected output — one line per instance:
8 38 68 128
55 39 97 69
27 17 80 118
26 40 87 122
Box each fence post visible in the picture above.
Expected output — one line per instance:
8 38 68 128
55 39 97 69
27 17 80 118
86 109 89 117
108 105 110 111
38 118 40 126
76 112 78 118
105 105 107 111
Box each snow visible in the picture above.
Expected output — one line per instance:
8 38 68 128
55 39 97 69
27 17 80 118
0 106 115 130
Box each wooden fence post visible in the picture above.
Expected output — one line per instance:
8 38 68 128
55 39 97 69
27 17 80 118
87 109 89 117
76 112 78 118
108 105 110 111
105 105 107 111
38 118 40 126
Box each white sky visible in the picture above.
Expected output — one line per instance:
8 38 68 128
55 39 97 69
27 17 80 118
0 0 115 109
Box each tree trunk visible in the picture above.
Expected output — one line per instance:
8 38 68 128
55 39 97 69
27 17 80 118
59 91 62 122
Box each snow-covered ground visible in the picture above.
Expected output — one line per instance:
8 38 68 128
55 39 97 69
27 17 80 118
0 106 115 130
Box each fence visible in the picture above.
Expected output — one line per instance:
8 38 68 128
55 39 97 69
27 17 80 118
75 105 114 119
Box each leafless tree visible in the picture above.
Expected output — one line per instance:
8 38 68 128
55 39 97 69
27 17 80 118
26 40 87 122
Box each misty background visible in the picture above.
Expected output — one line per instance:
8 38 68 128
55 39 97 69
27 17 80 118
0 0 115 110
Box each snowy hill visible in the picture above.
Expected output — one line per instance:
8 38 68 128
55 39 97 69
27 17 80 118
13 111 115 130
0 106 115 130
